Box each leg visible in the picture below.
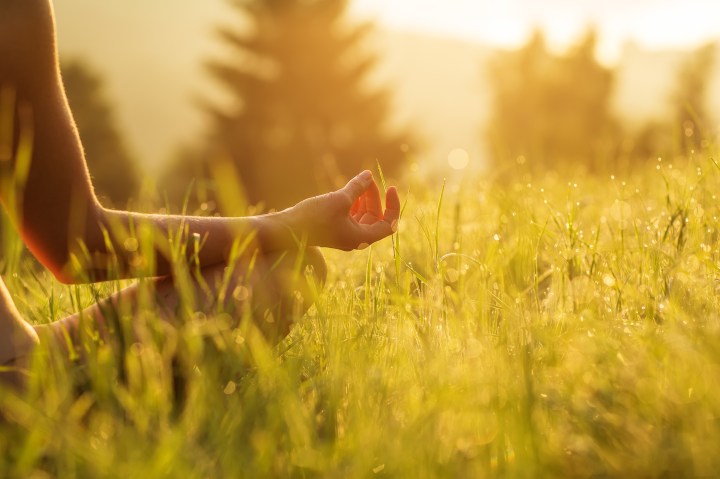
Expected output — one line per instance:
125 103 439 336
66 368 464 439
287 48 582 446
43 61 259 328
0 277 40 389
2 247 326 391
42 247 327 361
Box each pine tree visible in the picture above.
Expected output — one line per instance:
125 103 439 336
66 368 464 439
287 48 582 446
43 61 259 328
672 42 716 152
202 0 409 209
62 60 139 206
631 43 717 159
486 30 618 172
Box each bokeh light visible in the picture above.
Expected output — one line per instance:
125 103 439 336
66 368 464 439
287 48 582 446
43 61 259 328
448 148 470 170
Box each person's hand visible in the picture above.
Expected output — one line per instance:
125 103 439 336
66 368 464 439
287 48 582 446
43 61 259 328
277 170 400 251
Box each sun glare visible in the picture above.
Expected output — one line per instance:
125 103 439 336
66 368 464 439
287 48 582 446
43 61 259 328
351 0 720 63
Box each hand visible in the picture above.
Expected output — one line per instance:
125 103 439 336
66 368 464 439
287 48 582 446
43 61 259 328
278 170 401 251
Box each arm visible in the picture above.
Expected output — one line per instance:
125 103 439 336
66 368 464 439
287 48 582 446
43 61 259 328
0 1 399 284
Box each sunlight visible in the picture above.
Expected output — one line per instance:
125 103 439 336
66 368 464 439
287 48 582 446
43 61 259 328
351 0 720 63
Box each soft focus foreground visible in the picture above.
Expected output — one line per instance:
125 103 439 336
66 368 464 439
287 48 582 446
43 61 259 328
2 150 720 478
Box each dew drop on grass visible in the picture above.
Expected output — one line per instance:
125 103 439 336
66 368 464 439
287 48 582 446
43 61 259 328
123 237 139 252
224 381 237 395
445 268 460 283
233 286 250 302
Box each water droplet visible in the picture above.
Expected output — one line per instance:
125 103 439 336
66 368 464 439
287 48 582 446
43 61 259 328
233 286 250 302
123 237 139 252
224 381 237 395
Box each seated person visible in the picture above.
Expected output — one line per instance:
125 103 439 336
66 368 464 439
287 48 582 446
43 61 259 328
0 0 400 389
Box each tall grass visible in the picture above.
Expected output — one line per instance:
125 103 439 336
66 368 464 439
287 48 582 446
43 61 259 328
2 149 720 478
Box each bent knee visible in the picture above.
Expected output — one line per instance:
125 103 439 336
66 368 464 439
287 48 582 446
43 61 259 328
304 247 327 287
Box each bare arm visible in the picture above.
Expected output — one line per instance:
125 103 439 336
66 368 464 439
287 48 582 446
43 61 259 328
0 0 399 284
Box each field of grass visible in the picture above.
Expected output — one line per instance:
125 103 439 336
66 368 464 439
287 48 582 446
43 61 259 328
2 152 720 478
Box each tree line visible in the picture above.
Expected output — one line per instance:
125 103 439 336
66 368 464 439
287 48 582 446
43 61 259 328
484 30 717 175
63 1 718 209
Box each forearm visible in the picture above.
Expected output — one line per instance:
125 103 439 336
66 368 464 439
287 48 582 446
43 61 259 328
0 1 292 282
57 206 298 283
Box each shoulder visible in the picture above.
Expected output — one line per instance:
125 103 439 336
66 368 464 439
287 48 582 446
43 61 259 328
0 0 53 31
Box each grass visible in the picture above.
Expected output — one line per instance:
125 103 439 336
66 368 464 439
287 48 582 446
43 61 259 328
2 151 720 478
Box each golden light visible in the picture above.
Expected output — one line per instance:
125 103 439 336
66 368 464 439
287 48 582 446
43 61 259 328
448 148 470 170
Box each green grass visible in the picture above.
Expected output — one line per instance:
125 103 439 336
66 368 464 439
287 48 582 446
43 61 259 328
3 151 720 478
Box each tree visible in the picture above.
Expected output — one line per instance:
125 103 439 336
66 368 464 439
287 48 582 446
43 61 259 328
628 43 717 160
193 0 410 209
485 30 618 172
61 60 139 206
671 42 716 152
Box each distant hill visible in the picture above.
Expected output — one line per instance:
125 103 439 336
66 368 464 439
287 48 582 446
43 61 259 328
53 4 719 173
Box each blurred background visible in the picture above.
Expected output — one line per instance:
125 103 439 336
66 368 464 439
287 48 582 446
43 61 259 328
52 0 720 209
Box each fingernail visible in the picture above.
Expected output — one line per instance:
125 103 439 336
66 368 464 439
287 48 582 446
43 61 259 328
359 170 372 181
357 242 370 250
391 220 399 233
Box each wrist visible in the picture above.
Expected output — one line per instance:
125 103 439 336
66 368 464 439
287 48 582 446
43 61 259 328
253 209 299 252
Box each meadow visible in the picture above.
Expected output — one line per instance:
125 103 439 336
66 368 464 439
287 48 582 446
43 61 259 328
2 151 720 478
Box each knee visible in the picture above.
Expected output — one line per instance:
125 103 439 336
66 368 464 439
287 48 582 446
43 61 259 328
161 247 327 343
304 246 327 287
264 246 326 302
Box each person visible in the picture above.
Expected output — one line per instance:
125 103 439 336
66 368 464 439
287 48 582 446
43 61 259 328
0 0 400 389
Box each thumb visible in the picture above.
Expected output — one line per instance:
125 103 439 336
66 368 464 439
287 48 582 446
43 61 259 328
342 170 373 202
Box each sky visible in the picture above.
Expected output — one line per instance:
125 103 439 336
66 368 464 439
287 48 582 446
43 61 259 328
351 0 720 63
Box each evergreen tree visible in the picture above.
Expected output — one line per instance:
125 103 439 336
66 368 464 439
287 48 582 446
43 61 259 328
62 60 139 206
486 30 618 172
630 43 717 159
671 42 716 152
200 0 409 209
